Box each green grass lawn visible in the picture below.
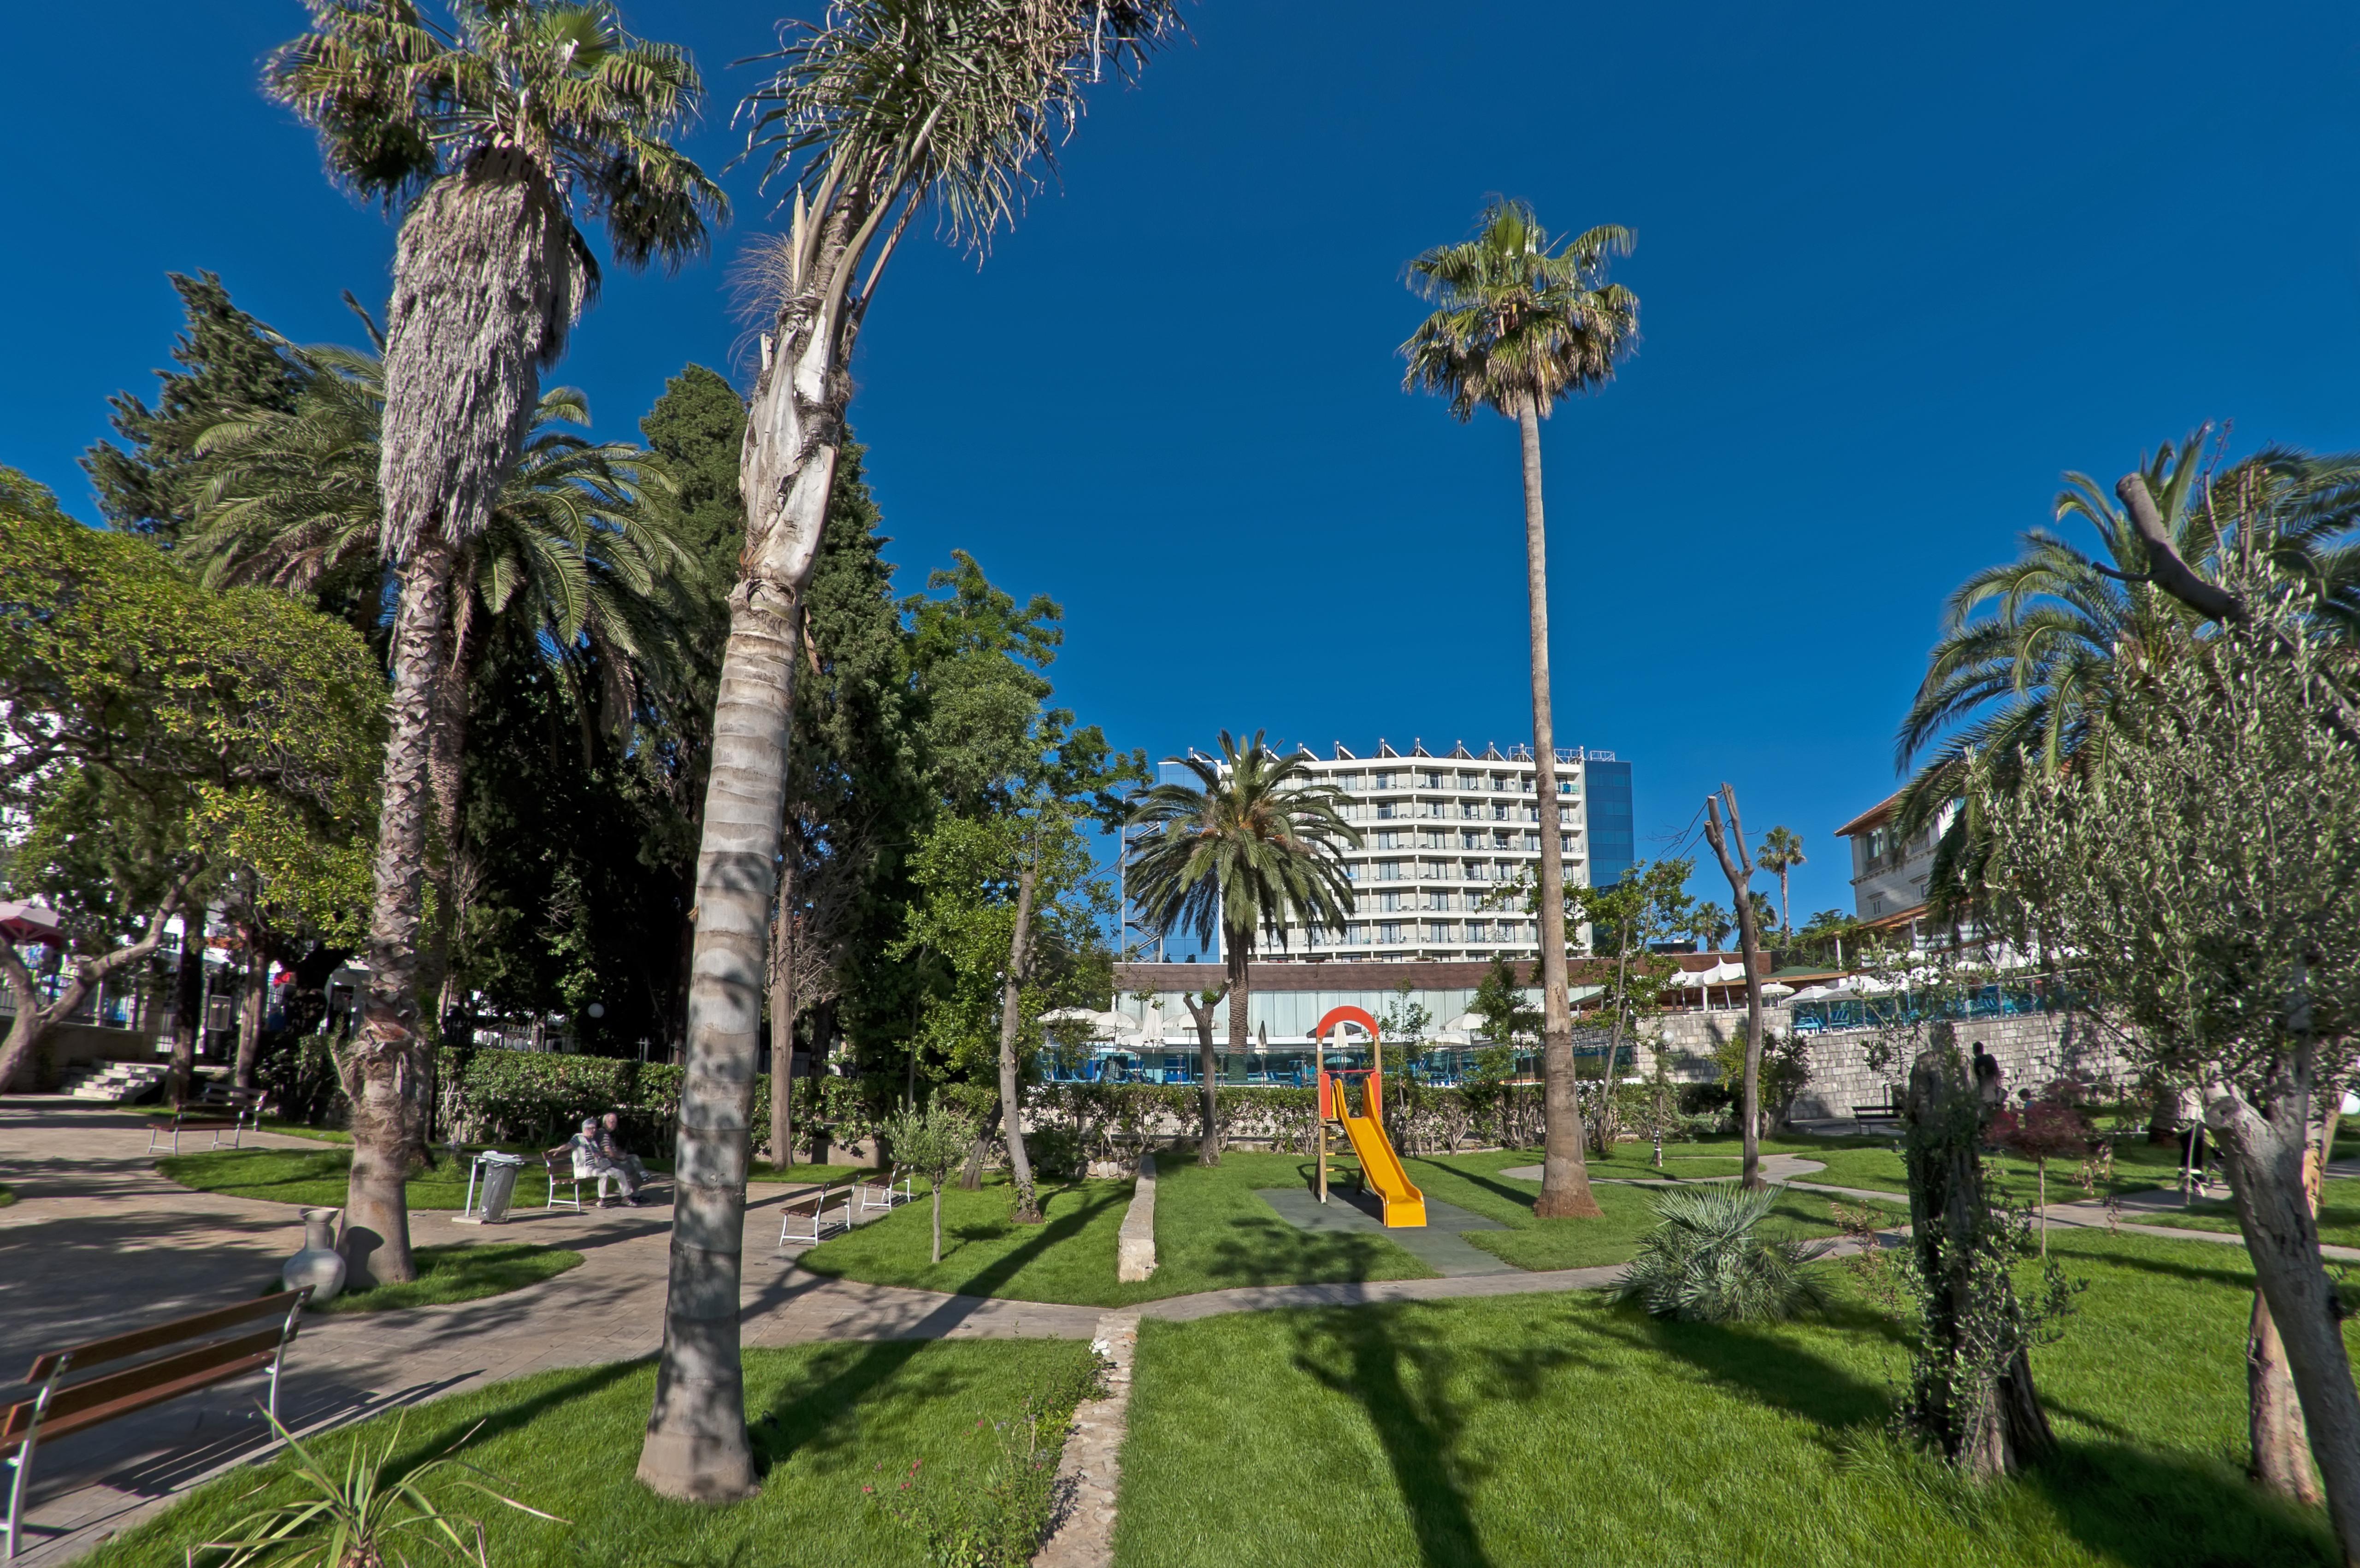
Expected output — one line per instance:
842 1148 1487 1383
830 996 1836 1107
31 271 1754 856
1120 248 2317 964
798 1153 1437 1307
256 1120 354 1144
83 1338 1098 1568
1116 1228 2349 1567
309 1242 583 1314
1403 1149 1882 1272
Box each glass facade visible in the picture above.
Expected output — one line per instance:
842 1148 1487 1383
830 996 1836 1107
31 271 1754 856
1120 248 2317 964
1584 757 1635 888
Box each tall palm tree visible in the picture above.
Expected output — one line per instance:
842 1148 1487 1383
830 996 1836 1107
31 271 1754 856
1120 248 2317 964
1755 825 1804 935
1126 732 1358 1164
191 329 699 1014
1402 197 1637 1220
266 0 724 1289
641 0 1178 1503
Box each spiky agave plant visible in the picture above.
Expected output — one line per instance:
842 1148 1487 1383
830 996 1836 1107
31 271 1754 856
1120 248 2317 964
201 1413 563 1568
1617 1183 1832 1324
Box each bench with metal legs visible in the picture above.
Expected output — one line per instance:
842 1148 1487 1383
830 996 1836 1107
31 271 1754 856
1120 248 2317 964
857 1167 914 1213
777 1185 854 1248
3 1288 311 1561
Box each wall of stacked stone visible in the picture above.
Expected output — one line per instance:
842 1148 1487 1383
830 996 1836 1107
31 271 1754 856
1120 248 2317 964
1627 1007 2129 1122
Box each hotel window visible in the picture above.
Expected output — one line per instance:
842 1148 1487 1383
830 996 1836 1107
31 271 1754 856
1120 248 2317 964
1378 861 1402 881
1457 772 1477 789
1378 891 1402 912
1460 830 1480 849
1491 831 1510 849
1376 831 1402 849
1427 922 1455 942
1526 833 1542 851
1379 922 1404 943
1377 802 1396 819
1561 833 1574 851
1491 802 1509 820
1420 771 1442 788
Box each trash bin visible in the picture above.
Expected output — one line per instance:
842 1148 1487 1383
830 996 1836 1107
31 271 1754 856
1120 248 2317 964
472 1150 531 1223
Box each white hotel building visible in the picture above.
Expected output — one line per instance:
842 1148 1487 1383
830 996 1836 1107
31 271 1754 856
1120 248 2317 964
1150 739 1637 967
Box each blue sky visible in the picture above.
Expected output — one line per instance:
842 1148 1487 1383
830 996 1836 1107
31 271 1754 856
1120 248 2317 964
7 0 2358 922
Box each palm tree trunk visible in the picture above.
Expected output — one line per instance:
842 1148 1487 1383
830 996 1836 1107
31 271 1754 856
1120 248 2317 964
1210 947 1246 1167
425 577 484 1026
640 244 851 1499
348 541 457 1288
999 858 1041 1222
1518 404 1601 1220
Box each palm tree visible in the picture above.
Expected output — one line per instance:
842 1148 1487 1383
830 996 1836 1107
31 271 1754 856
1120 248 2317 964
1125 732 1358 1164
1691 901 1732 953
191 328 699 1015
1755 826 1804 935
266 0 724 1290
1402 197 1637 1220
642 0 1178 1503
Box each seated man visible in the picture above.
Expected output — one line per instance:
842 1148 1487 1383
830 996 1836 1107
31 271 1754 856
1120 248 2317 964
567 1115 639 1207
598 1111 649 1196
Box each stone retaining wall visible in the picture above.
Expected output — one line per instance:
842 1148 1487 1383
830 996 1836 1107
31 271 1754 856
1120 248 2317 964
1630 1006 2126 1121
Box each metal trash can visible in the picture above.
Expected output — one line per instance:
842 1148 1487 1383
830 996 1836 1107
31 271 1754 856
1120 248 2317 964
469 1150 531 1224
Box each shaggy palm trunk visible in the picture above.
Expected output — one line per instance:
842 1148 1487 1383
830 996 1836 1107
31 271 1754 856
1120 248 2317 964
425 582 485 1026
1518 405 1600 1220
998 861 1040 1222
233 946 267 1091
354 149 579 1290
348 543 456 1288
640 223 853 1500
2210 1081 2360 1555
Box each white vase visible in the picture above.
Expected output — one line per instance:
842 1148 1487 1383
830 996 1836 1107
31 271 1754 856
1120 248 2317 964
283 1207 348 1304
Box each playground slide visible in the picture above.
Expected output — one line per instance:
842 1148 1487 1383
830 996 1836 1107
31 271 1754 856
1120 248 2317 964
1338 1105 1427 1228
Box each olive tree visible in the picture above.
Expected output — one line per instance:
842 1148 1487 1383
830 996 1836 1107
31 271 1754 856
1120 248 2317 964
1977 591 2360 1544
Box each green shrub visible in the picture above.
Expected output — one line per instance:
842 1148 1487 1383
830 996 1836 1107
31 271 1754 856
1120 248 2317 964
1617 1183 1832 1323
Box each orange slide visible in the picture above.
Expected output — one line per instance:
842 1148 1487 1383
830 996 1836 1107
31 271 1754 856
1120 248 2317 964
1313 1006 1427 1228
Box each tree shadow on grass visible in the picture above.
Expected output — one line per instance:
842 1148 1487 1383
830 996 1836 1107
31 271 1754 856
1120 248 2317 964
1590 1311 1890 1445
2028 1442 2336 1568
1405 1162 1541 1220
1200 1216 1405 1288
1284 1307 1579 1568
2055 1245 2257 1293
395 1357 648 1468
746 1338 944 1474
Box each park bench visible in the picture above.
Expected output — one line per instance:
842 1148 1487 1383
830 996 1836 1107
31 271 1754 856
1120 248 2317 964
541 1143 628 1212
145 1085 269 1155
1850 1087 1904 1126
777 1184 853 1248
2 1288 311 1561
857 1167 914 1214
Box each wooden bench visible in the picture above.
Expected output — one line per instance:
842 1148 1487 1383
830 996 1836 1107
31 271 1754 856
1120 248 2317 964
3 1289 310 1560
1850 1090 1903 1126
145 1086 269 1155
777 1185 853 1248
857 1167 914 1214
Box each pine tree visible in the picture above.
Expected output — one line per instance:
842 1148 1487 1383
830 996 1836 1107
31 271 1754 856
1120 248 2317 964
83 274 308 539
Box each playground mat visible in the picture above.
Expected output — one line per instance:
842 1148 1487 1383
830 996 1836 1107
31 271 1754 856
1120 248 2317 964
1254 1187 1522 1278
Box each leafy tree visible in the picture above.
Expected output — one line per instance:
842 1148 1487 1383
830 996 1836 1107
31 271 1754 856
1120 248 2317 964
1469 955 1539 1047
189 329 699 1017
656 0 1176 1491
1568 857 1691 1153
266 0 724 1294
83 272 308 540
0 497 380 1093
1755 825 1804 935
1126 731 1358 1165
1976 581 2360 1529
892 808 1109 1222
1402 197 1636 1221
880 1101 980 1266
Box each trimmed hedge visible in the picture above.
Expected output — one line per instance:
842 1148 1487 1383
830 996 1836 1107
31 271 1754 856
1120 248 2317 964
261 1037 896 1161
